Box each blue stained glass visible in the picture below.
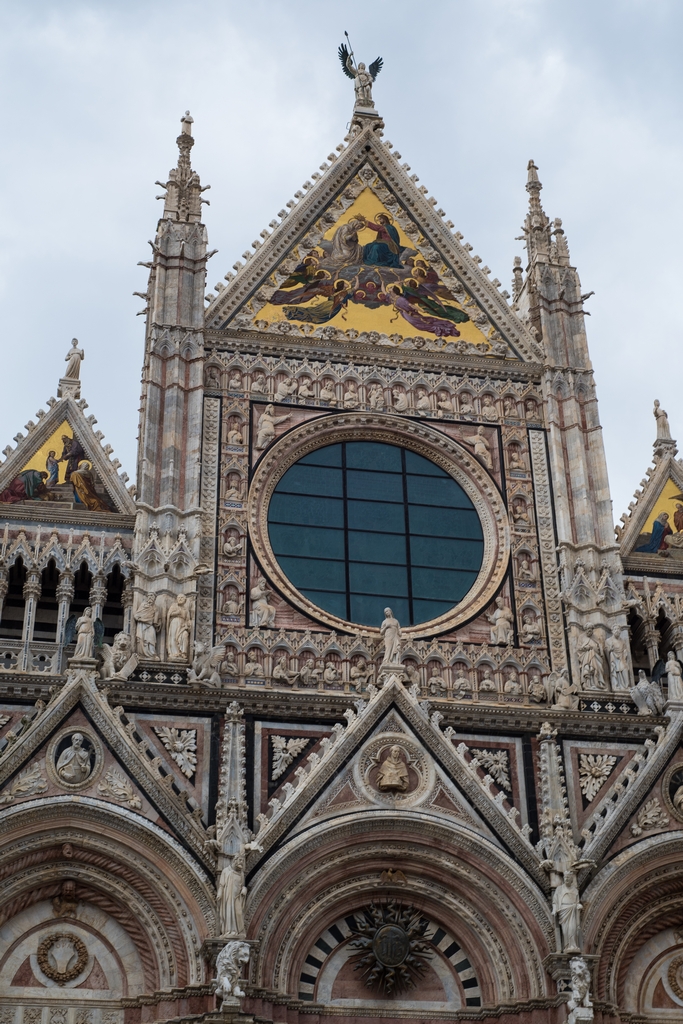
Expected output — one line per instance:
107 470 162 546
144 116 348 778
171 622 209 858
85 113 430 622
267 441 485 627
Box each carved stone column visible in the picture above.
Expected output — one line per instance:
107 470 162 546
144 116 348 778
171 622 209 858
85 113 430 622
20 571 42 671
642 619 661 672
55 570 75 673
0 569 8 625
89 572 107 622
121 578 134 635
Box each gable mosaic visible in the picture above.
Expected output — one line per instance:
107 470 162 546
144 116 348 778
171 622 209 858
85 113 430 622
0 49 682 1024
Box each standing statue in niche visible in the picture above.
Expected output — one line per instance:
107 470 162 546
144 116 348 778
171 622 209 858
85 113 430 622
380 608 401 665
653 399 672 440
487 597 514 645
74 607 95 658
339 38 383 109
604 626 630 690
63 338 84 380
216 851 247 938
166 594 192 661
577 625 606 691
552 868 582 952
666 650 683 701
134 594 162 659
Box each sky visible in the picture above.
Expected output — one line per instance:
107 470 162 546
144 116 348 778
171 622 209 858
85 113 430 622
0 0 680 522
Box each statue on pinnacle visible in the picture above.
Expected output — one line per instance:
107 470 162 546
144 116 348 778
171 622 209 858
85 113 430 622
339 33 383 110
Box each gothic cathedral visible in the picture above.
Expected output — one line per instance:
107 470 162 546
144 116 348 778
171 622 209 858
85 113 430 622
1 61 683 1024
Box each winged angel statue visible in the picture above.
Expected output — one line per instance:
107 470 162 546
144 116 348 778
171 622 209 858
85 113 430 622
339 38 383 109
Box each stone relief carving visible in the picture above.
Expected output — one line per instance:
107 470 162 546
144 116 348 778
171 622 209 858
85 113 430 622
255 404 292 449
0 762 48 804
630 797 669 836
348 900 431 996
46 727 102 791
578 753 617 802
56 733 93 784
37 932 88 985
154 726 197 777
476 749 511 791
271 736 310 780
97 766 142 809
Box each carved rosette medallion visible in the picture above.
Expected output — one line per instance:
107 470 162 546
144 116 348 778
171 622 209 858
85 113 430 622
37 932 89 985
46 727 103 792
349 901 432 994
662 762 683 823
247 413 510 638
355 733 434 806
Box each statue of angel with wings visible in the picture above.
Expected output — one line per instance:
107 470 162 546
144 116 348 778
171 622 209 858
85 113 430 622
338 39 383 109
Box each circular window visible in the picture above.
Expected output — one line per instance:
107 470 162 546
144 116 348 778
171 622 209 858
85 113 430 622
267 441 484 628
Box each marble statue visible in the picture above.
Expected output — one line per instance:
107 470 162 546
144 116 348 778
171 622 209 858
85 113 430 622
577 625 606 690
550 669 579 711
487 597 514 645
437 392 454 416
339 40 382 109
552 868 582 952
228 372 242 390
519 557 534 579
459 393 474 415
99 631 138 681
653 399 671 439
274 378 296 401
323 662 340 686
74 607 95 659
350 656 373 691
250 372 266 394
452 667 471 698
214 940 251 1001
217 851 247 937
666 650 683 701
319 381 337 404
63 338 84 380
567 957 593 1024
604 626 630 690
273 655 299 686
463 426 493 469
255 405 292 449
227 427 243 445
376 745 409 791
135 594 161 659
223 534 241 557
392 388 408 412
631 670 664 715
343 382 359 408
250 579 277 628
481 395 497 421
427 665 447 695
528 673 547 702
479 668 496 691
415 388 431 413
56 733 91 784
504 669 522 694
297 377 314 399
299 658 322 687
521 611 541 644
166 594 192 661
380 608 401 665
188 642 224 686
368 384 384 409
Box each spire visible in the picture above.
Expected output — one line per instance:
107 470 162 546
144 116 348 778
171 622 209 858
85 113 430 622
155 111 210 223
523 159 551 265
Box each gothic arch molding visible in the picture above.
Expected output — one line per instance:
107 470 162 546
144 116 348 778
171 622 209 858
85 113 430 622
246 813 552 1003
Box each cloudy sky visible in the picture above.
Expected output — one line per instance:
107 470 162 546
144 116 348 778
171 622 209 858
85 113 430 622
0 0 680 520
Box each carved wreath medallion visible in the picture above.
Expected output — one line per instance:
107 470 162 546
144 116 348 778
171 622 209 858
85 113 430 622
355 733 434 807
37 932 88 985
46 727 103 792
247 412 510 638
662 761 683 824
668 954 683 1002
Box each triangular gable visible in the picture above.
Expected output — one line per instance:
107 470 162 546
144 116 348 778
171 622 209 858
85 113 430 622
0 668 210 867
247 677 543 884
618 451 683 567
0 393 135 517
206 123 541 363
293 706 500 844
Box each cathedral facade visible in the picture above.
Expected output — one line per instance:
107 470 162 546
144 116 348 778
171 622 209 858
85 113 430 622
1 69 683 1024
